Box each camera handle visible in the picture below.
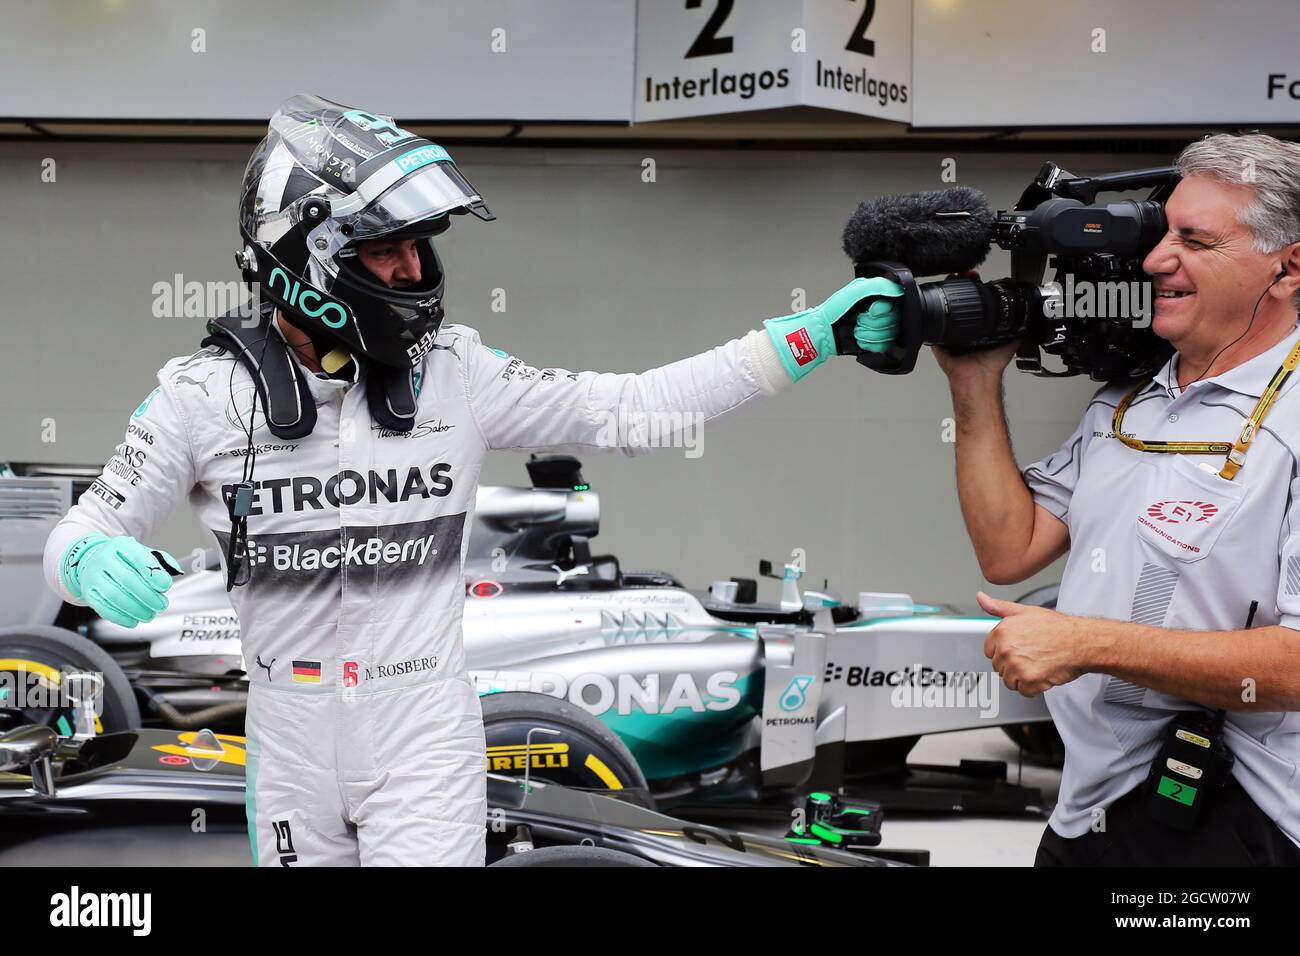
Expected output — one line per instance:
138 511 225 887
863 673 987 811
849 261 925 374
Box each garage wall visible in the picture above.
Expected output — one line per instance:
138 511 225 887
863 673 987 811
0 141 1172 609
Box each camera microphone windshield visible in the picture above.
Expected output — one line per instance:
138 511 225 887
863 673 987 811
841 186 995 276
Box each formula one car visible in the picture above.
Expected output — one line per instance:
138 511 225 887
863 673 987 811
0 713 918 867
0 456 1058 819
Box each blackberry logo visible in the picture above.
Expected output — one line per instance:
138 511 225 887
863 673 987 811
214 513 464 592
825 663 984 691
248 531 439 572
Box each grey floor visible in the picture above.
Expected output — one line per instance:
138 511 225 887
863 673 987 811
872 727 1061 867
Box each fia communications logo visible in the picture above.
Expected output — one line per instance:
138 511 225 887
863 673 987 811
1145 500 1219 524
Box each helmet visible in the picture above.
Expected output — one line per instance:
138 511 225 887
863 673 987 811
237 94 494 370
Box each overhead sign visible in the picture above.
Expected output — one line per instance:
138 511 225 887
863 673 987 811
912 0 1300 127
6 0 1293 129
634 0 912 123
635 0 803 121
801 0 912 123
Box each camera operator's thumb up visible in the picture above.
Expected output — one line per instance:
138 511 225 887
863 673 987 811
762 276 903 383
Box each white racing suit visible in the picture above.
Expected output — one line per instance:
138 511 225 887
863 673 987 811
43 322 788 865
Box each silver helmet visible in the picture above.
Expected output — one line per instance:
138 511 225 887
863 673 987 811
237 94 494 369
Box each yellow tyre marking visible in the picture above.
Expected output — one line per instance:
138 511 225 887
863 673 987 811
583 753 624 790
0 659 61 685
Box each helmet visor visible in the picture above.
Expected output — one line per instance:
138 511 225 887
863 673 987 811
335 156 486 241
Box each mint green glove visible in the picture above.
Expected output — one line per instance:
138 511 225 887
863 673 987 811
763 277 904 382
61 533 180 628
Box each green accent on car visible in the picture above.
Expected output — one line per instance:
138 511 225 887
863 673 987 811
715 625 757 637
475 671 764 780
836 610 990 629
809 822 842 844
598 673 763 781
784 837 823 845
809 792 832 802
56 715 71 736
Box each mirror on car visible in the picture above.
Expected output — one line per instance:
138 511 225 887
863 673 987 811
0 724 58 773
590 556 619 583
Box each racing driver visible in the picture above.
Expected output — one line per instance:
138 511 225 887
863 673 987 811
42 94 901 866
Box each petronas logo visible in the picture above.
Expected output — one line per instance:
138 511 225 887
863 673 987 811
780 675 814 712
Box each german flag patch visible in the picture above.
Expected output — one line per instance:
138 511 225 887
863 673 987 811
291 660 322 684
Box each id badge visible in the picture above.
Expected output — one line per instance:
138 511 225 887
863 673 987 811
1143 711 1235 830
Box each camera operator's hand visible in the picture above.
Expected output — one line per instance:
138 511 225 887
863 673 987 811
931 339 1021 382
936 262 1069 590
978 591 1092 697
928 270 1021 384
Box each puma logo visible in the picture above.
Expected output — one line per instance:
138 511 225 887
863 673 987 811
255 655 275 681
551 563 590 587
177 372 216 397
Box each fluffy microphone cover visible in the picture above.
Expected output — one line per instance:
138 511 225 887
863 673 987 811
841 186 994 276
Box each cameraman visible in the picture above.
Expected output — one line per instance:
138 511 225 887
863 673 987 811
939 134 1300 866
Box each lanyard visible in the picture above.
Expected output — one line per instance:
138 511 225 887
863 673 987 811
1112 339 1300 480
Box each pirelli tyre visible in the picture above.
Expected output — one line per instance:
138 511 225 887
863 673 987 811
480 691 653 808
0 626 141 734
490 846 657 867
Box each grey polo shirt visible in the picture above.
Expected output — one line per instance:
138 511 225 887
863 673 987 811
1022 322 1300 843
